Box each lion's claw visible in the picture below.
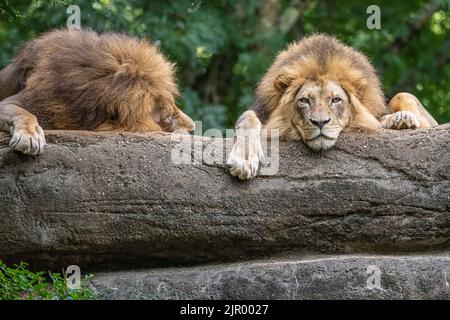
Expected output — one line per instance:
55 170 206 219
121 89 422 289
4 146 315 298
381 111 420 130
9 125 46 155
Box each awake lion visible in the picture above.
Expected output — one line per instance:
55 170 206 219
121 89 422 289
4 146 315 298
0 29 195 155
227 33 438 179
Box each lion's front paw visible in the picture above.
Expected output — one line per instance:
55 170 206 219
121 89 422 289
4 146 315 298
227 134 264 180
381 111 420 130
9 125 46 155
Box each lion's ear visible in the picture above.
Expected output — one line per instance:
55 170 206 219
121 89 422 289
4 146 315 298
274 74 292 93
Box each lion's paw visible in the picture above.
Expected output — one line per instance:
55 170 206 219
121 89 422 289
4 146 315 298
9 125 46 155
381 111 420 130
227 132 264 180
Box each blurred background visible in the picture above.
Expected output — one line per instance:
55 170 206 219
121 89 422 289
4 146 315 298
0 0 449 131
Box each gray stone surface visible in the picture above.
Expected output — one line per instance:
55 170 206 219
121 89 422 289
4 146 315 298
0 126 449 270
92 254 450 299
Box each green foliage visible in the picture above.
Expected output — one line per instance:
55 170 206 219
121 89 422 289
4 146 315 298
0 260 96 300
0 0 69 21
0 0 449 129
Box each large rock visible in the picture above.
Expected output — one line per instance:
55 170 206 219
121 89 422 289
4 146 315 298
92 254 450 300
0 126 449 270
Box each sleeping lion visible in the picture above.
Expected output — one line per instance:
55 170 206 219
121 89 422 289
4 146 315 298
227 33 438 180
0 29 195 155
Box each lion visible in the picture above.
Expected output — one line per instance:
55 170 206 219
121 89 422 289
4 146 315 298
227 34 438 179
0 29 195 155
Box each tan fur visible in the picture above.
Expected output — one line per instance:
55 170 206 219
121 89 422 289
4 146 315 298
0 29 194 155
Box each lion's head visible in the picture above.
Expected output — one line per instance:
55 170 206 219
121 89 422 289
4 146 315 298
254 34 386 151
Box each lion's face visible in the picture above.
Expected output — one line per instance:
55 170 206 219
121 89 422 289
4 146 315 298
157 107 195 133
291 80 352 150
152 96 195 133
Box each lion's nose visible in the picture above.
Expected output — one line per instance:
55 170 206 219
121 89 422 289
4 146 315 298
309 118 331 129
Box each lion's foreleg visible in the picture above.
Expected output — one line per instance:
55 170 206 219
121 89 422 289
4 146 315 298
382 92 438 129
227 110 264 180
0 94 45 155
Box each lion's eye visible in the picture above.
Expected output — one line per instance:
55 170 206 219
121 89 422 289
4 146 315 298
331 97 342 104
163 114 176 124
299 97 311 105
